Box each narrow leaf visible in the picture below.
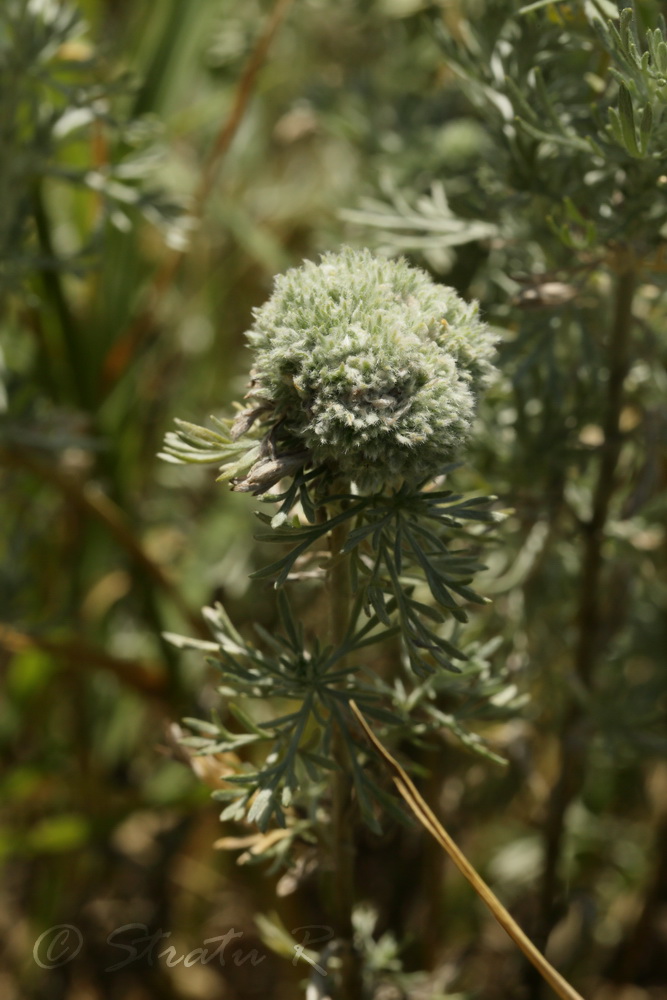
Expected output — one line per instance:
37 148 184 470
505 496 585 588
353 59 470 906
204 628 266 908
617 83 640 156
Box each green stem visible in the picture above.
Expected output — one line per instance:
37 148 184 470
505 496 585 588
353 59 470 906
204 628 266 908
32 185 90 409
328 511 363 1000
330 519 352 659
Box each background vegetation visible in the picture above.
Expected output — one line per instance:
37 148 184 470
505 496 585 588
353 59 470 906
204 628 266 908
1 1 666 999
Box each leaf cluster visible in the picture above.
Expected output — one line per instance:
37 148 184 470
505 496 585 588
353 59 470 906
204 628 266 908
0 0 186 298
166 473 508 838
345 481 499 676
254 476 501 667
167 593 403 832
349 4 667 264
160 414 262 479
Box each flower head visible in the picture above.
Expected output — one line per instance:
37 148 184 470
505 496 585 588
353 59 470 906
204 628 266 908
236 248 496 493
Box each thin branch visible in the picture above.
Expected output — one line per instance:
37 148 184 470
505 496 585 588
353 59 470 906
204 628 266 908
32 184 89 408
574 266 636 687
328 507 363 1000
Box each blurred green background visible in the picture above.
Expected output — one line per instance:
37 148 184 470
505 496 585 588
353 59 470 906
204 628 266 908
1 1 666 999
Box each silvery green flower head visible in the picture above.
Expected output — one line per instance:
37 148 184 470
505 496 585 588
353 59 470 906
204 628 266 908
234 247 496 495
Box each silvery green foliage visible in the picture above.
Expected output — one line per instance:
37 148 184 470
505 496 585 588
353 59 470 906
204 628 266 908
163 248 512 839
242 248 496 493
164 248 516 829
167 578 518 833
347 7 667 267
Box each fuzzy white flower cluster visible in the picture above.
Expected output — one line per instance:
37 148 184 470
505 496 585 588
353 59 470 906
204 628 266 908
242 248 496 492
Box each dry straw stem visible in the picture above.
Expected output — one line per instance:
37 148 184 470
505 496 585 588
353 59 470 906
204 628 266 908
349 700 586 1000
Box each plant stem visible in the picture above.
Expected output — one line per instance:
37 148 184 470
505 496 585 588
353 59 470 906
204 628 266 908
328 512 363 1000
531 264 637 994
32 185 90 409
330 519 352 660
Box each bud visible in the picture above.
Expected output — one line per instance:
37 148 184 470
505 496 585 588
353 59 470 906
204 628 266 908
236 248 496 493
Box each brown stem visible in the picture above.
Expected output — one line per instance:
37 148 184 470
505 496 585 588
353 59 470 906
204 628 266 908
574 266 637 687
532 265 637 988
